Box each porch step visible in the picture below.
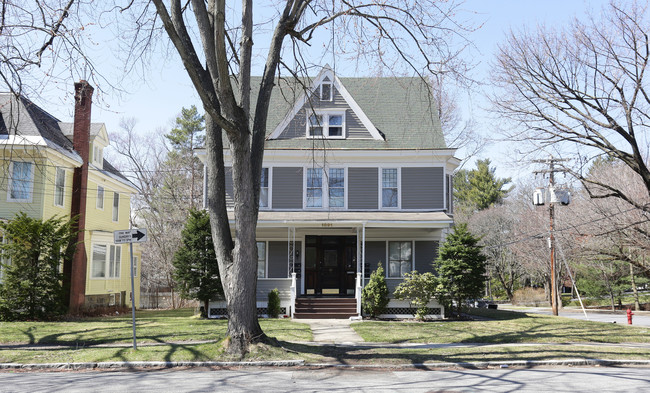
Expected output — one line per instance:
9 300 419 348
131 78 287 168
294 297 358 319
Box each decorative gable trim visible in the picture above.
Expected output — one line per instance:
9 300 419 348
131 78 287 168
268 65 384 141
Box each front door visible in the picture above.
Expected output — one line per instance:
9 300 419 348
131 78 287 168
305 236 356 296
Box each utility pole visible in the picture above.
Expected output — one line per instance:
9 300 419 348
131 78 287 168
533 157 569 317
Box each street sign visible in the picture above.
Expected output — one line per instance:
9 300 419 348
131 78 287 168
114 228 147 244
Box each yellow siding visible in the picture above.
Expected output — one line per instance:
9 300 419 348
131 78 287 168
41 164 73 221
84 172 139 307
0 149 46 220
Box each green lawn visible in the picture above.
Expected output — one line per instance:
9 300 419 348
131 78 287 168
351 309 650 344
0 308 311 345
2 308 650 365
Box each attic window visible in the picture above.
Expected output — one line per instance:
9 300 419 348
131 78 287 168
320 82 332 101
307 111 345 139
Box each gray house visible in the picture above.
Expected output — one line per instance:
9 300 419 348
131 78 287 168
200 66 458 319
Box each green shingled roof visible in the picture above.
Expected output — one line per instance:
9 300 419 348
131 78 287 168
247 75 446 150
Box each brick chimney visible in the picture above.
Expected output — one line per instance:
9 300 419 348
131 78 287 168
64 80 94 314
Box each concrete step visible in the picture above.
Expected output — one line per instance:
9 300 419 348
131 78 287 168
293 312 358 319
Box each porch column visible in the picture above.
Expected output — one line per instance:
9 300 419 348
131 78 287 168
287 226 296 276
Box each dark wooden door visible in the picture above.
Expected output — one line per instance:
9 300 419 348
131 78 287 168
304 236 356 296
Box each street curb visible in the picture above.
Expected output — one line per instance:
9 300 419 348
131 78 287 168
2 358 650 371
0 360 305 370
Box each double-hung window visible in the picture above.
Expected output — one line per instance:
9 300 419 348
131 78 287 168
112 192 119 222
328 168 345 208
388 241 412 278
382 168 399 208
260 168 269 208
8 161 34 202
256 241 266 278
96 186 104 209
307 112 345 138
306 168 323 208
54 167 65 207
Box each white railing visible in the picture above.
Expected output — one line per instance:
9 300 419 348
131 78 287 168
355 272 363 316
290 272 297 318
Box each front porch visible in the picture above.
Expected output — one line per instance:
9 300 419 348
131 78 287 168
209 211 451 319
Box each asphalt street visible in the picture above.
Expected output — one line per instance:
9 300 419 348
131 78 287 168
499 305 650 327
1 367 650 392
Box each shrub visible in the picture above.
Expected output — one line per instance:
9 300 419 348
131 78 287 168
393 271 438 320
362 263 389 318
267 288 281 318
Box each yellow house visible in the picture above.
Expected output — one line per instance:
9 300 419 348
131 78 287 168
0 83 140 310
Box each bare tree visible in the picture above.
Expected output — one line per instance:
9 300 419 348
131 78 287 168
492 1 650 213
108 0 474 356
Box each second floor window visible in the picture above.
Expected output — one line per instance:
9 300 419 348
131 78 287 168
96 186 104 209
306 168 322 208
328 168 345 208
112 192 119 222
8 161 33 202
260 168 269 208
382 168 398 208
54 167 65 207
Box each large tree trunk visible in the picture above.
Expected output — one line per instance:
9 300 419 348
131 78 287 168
205 114 265 356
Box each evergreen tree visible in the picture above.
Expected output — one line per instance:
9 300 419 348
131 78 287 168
454 159 512 213
434 223 487 317
172 209 222 317
0 213 76 321
165 105 205 152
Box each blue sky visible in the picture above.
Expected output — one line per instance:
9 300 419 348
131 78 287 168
36 0 612 179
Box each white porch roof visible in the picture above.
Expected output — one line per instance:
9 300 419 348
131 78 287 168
227 211 453 228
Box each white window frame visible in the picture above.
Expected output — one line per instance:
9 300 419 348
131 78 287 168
92 144 103 166
328 167 346 209
7 161 34 203
96 186 104 210
54 167 66 207
91 243 121 279
320 82 333 101
257 241 267 279
306 110 346 139
303 166 347 210
380 167 400 209
386 240 414 278
112 192 119 222
259 168 270 209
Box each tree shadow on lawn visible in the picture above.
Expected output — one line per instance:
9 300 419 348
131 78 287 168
277 341 650 366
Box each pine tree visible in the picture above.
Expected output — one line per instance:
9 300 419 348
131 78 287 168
361 263 389 318
434 223 487 317
0 213 76 320
454 159 511 213
172 209 222 317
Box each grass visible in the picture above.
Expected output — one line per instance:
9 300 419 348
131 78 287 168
351 309 650 344
2 308 650 365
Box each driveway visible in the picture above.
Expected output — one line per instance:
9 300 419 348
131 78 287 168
498 305 650 327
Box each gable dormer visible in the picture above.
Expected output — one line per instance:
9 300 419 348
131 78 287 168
268 66 384 141
89 124 108 169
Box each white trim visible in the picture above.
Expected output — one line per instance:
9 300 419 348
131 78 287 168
268 65 383 141
256 240 268 279
7 160 35 203
112 191 120 222
259 167 271 209
90 242 122 280
385 240 414 278
302 165 347 210
320 81 333 101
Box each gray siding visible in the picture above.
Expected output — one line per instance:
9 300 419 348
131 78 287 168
363 241 386 278
271 167 303 209
348 167 378 209
278 86 371 139
414 241 439 274
256 279 292 301
268 241 288 278
401 167 444 209
225 167 234 209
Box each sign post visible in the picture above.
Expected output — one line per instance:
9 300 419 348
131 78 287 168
114 228 147 350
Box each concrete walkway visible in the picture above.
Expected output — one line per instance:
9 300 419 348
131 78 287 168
297 318 364 344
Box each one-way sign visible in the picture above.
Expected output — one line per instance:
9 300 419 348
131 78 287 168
114 229 148 244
